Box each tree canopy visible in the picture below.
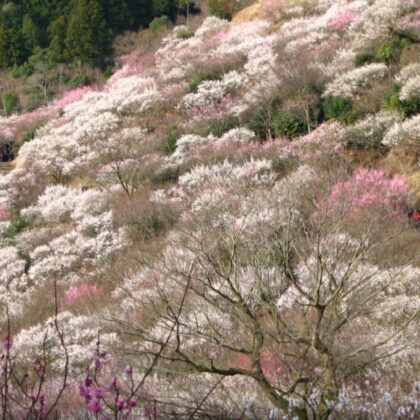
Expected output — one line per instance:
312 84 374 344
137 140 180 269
0 0 191 68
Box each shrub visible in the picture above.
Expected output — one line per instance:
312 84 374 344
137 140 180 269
11 62 33 78
344 111 402 150
149 15 172 32
3 91 20 116
188 68 223 93
245 96 282 141
208 0 251 20
354 52 376 67
68 73 93 88
273 109 307 139
271 156 299 176
102 66 113 79
208 114 239 137
399 96 420 115
162 126 179 155
21 127 38 144
382 86 401 111
376 35 410 64
2 212 34 243
382 85 420 116
122 201 178 242
150 166 181 184
322 96 358 124
177 27 194 39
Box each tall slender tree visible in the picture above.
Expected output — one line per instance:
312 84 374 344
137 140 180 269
65 0 109 66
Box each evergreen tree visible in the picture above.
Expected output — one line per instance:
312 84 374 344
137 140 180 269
22 14 41 51
0 27 11 68
48 15 66 61
65 0 109 66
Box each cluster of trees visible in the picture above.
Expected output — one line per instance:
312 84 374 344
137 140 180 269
0 0 194 68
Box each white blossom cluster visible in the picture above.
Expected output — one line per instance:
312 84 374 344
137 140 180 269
0 186 126 322
323 63 388 99
344 111 403 148
17 77 157 180
349 0 414 47
397 64 420 101
11 311 118 372
383 114 420 147
180 70 247 111
165 127 255 167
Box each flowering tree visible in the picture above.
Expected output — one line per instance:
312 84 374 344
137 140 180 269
112 165 420 419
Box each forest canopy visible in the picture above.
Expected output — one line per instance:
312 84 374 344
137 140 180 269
0 0 193 67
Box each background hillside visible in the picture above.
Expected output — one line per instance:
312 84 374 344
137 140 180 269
0 0 419 418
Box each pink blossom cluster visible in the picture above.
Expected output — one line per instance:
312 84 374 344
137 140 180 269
54 86 96 109
328 11 357 31
322 169 409 219
63 283 103 307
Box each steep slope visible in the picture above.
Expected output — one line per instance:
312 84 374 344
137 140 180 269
0 1 419 418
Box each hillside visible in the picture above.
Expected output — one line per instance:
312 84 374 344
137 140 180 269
0 0 420 418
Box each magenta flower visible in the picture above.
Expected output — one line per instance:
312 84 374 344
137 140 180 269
79 384 93 400
95 387 104 400
108 377 118 391
2 339 12 350
87 398 102 413
124 364 133 375
127 398 137 408
117 399 127 411
84 377 94 387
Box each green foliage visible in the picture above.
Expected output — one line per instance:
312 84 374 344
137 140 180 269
273 109 307 139
400 97 420 116
162 127 179 155
322 96 358 124
2 91 20 116
65 0 109 66
149 15 172 32
208 0 249 20
382 86 402 111
153 0 176 19
22 127 39 144
177 27 194 39
0 27 12 68
0 0 182 69
382 85 420 116
68 73 93 88
22 15 41 51
376 35 410 64
188 68 223 92
48 15 67 61
271 156 299 176
245 96 282 141
208 115 239 137
102 66 113 79
355 52 376 67
2 212 34 242
11 62 34 78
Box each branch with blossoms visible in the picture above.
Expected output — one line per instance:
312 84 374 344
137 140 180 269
79 270 194 419
0 282 69 419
